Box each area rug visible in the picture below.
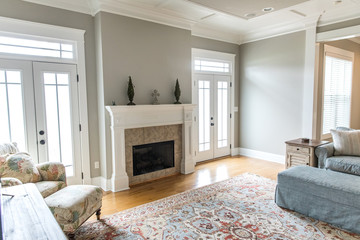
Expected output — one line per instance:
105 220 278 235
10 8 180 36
75 173 360 239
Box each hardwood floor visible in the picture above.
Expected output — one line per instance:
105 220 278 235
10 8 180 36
90 156 284 220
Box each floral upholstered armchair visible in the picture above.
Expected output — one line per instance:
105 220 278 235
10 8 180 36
0 142 67 198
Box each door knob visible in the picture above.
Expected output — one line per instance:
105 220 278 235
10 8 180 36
40 140 46 145
211 123 214 126
211 117 213 120
39 130 45 135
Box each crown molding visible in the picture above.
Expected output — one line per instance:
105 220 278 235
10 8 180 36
95 0 195 31
241 14 321 44
22 0 94 15
20 0 360 45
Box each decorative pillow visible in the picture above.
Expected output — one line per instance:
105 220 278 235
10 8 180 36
0 152 41 183
0 142 19 156
331 129 360 156
37 162 66 183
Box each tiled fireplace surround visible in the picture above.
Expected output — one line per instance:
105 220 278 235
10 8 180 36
106 104 196 192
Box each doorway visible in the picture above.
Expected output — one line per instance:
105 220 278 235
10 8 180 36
192 49 235 163
195 73 231 161
0 59 82 184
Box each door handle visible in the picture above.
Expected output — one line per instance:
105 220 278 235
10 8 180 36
40 140 46 145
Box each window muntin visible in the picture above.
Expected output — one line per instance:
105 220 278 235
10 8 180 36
195 59 230 73
322 49 353 136
0 35 74 60
0 69 26 151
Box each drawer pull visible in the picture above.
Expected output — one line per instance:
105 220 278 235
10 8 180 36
297 148 299 151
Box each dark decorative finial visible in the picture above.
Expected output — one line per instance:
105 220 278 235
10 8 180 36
174 79 181 104
127 76 136 105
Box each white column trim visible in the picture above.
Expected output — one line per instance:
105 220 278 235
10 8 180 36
302 18 319 138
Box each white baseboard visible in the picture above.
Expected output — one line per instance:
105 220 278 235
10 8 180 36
91 176 112 191
231 148 240 156
236 147 285 164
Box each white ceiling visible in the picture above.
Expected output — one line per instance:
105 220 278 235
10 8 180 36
22 0 360 44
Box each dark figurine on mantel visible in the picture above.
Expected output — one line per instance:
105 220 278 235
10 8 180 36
127 76 136 105
174 79 181 104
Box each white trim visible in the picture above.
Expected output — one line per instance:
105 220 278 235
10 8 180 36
317 25 360 42
238 148 285 164
0 16 91 185
231 147 240 156
91 176 113 191
302 25 318 138
191 48 235 163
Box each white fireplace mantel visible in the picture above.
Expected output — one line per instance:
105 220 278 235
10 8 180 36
106 104 196 192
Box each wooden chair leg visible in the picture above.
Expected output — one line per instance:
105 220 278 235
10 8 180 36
96 208 101 220
67 233 75 239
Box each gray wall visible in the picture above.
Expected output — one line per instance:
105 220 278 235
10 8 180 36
98 12 192 106
191 36 240 147
0 0 101 177
239 31 306 155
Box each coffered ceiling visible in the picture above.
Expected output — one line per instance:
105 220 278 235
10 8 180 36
22 0 360 44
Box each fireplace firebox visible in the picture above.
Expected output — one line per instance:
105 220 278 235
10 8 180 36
132 140 174 176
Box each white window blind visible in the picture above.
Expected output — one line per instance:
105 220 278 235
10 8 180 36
322 48 353 136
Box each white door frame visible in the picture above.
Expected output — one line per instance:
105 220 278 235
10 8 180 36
191 48 235 162
0 16 91 184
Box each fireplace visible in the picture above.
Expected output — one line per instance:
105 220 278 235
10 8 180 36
106 104 195 192
133 141 174 176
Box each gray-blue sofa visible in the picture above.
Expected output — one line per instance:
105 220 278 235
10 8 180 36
275 127 360 234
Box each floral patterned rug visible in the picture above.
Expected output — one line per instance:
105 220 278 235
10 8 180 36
75 173 360 239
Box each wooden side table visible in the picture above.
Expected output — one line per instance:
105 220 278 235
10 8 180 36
285 138 329 169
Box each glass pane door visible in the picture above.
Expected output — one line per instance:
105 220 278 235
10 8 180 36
214 75 231 158
196 74 214 161
33 62 82 185
0 59 37 158
195 74 230 162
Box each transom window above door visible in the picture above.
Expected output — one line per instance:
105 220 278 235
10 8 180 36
194 58 231 73
0 33 76 61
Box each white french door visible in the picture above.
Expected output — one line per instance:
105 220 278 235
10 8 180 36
0 59 82 184
195 73 231 162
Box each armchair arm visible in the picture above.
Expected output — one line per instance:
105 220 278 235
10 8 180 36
36 162 66 184
1 177 23 187
315 142 334 169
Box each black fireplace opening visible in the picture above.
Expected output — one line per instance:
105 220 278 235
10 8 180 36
132 140 174 176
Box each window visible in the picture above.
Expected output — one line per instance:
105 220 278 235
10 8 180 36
194 59 230 73
0 35 75 60
0 69 26 151
322 45 354 137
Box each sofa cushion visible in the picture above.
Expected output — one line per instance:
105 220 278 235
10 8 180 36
0 142 19 155
276 166 360 234
325 156 360 176
34 181 66 198
0 152 41 183
45 185 102 232
331 129 360 156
